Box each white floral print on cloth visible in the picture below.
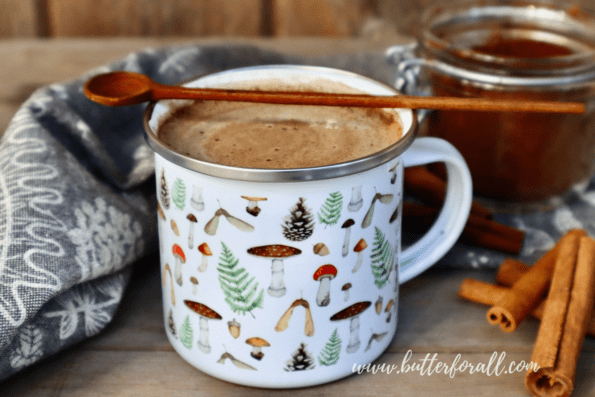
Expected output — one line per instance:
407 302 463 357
68 198 143 280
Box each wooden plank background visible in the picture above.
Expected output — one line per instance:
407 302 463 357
0 0 408 39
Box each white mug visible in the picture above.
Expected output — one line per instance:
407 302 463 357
143 65 472 388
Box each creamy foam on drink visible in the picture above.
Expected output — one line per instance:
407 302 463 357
157 80 403 169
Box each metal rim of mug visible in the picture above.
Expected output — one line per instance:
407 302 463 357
143 64 418 183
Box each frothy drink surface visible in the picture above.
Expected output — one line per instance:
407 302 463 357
157 81 403 169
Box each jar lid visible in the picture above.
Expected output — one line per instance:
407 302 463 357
420 0 595 77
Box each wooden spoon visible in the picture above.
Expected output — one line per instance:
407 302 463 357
84 71 585 114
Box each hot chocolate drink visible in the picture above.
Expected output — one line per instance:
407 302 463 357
156 81 403 169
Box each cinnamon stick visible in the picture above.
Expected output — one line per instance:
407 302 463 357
402 202 525 254
486 229 586 332
496 258 530 286
526 236 595 397
404 166 493 219
458 278 595 338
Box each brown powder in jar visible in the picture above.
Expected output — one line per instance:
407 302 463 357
427 37 595 202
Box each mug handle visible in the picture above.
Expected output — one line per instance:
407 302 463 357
399 137 473 284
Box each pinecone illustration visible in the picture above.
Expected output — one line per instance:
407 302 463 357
282 198 314 241
284 343 315 371
160 169 170 210
167 310 178 339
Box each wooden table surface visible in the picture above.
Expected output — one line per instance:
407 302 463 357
1 37 595 397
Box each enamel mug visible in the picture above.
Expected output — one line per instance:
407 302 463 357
143 65 472 388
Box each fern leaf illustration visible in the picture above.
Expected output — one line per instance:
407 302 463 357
370 227 393 289
172 178 186 210
318 328 341 366
179 315 193 349
217 242 264 318
317 191 343 227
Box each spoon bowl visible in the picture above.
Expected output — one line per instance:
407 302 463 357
84 72 154 106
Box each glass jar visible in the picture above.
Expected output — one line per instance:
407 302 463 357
387 0 595 211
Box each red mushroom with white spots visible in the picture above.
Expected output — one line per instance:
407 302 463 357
313 264 337 307
330 301 371 353
197 243 212 272
247 245 301 298
184 300 222 354
172 244 186 286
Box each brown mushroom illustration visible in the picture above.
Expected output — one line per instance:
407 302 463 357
241 196 267 217
187 214 198 249
352 238 368 273
342 283 352 301
341 219 355 257
228 318 241 339
246 337 270 360
172 244 186 286
385 299 395 323
348 185 363 212
157 202 166 221
184 300 222 354
197 242 212 272
330 301 371 353
313 264 338 307
162 263 175 306
313 242 330 256
247 245 301 297
171 219 180 236
190 276 199 295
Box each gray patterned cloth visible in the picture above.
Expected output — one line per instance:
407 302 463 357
0 44 593 381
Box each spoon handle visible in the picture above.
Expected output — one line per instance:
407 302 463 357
154 84 585 114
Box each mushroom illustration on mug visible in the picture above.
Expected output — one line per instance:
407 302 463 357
247 245 301 297
313 264 337 307
190 185 205 212
352 238 368 273
187 214 198 249
330 301 371 353
197 242 212 272
190 276 199 295
246 337 270 360
348 185 363 212
172 244 186 286
341 219 355 257
342 283 352 301
184 300 222 354
241 196 267 217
